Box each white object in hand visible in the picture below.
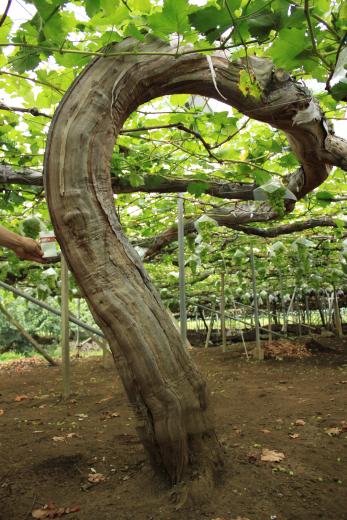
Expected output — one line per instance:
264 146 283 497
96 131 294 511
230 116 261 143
39 231 58 258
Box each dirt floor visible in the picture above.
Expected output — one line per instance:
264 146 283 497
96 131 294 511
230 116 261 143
0 338 347 520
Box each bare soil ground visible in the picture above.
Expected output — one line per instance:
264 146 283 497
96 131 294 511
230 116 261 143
1 339 347 520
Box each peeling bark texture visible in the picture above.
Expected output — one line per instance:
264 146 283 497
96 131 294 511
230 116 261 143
111 176 255 200
44 38 347 487
0 165 44 186
227 217 347 238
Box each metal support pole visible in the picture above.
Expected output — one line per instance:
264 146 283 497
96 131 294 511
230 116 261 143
178 194 187 344
305 295 311 325
297 294 302 337
220 272 227 352
267 295 272 342
250 245 263 360
279 271 287 333
284 287 296 334
204 302 216 348
76 297 80 346
327 293 334 328
333 287 343 338
315 293 326 327
61 255 70 400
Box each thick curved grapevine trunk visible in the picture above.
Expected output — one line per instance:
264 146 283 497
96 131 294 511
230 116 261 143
44 37 346 487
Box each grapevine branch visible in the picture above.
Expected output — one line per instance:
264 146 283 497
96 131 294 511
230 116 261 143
0 0 11 28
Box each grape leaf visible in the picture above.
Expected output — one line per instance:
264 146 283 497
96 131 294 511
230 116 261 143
268 27 308 70
248 10 281 39
330 79 347 102
187 181 209 197
189 1 240 43
85 0 101 18
148 0 190 36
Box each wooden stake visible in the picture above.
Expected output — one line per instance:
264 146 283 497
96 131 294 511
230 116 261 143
61 254 70 399
0 303 57 366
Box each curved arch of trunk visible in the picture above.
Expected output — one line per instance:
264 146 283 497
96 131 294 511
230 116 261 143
44 37 347 487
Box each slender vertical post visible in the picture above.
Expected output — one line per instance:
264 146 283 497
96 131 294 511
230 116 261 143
250 312 254 328
267 295 272 342
297 292 302 337
76 297 80 346
250 245 263 360
177 194 187 343
220 272 226 352
322 293 328 326
315 293 326 327
75 297 81 357
102 340 108 368
61 255 70 399
95 338 111 369
279 271 287 333
305 295 311 325
284 287 296 334
195 310 199 332
204 302 216 348
333 287 343 338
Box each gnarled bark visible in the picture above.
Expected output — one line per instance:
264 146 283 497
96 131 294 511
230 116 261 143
140 214 347 259
0 163 255 200
44 37 347 488
141 203 278 259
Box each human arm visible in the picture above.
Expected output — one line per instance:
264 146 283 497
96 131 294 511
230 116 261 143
0 225 45 263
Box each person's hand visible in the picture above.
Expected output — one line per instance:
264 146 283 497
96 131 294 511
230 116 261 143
12 237 45 263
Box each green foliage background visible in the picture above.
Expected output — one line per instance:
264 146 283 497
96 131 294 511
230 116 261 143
0 0 346 349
